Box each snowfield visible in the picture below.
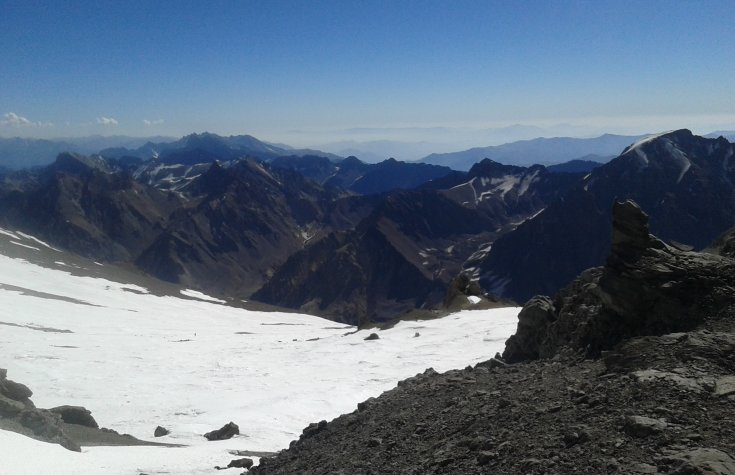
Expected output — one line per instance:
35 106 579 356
0 230 520 474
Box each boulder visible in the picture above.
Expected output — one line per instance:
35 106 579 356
0 393 25 415
50 405 99 428
714 376 735 398
204 422 240 441
227 458 254 469
154 425 170 437
662 448 735 475
364 333 380 341
1 378 33 401
623 415 667 438
502 296 555 363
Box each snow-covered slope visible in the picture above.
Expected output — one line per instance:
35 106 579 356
0 228 520 474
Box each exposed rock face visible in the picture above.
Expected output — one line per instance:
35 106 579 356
479 130 735 303
49 405 98 428
204 422 240 441
0 152 181 261
710 224 735 259
503 200 735 362
0 369 79 451
154 425 170 437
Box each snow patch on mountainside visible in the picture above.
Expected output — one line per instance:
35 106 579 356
0 238 520 474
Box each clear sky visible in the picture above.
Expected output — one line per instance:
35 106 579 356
2 0 735 148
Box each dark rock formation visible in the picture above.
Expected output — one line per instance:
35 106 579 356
1 378 33 402
0 369 79 451
228 458 254 469
0 369 171 451
503 200 735 362
154 425 170 437
49 405 98 428
204 421 240 441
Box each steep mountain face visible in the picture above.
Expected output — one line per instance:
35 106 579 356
434 159 583 219
253 190 497 324
420 134 641 170
0 153 372 300
136 160 364 295
478 130 735 303
0 153 181 260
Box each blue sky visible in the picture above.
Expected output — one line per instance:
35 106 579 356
2 0 735 148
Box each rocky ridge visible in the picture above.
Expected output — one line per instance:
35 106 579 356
250 200 735 475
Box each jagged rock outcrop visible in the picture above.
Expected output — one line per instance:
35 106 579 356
503 200 735 362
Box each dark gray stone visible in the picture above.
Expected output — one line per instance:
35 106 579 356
1 379 33 401
50 405 98 428
204 422 239 441
227 457 254 469
623 415 667 438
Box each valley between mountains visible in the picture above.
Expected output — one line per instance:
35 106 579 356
1 129 735 474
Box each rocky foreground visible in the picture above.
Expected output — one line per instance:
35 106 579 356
251 201 735 475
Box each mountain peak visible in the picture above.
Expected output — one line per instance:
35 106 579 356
52 152 114 175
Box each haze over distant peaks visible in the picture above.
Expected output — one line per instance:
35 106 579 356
420 134 645 171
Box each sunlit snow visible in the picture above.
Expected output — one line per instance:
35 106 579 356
0 233 520 474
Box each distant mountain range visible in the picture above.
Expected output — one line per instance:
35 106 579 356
0 140 587 323
419 134 643 170
0 135 174 169
0 131 639 173
2 129 734 323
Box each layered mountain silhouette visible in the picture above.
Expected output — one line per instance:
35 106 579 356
2 130 733 324
100 132 341 163
420 134 641 170
271 155 456 195
478 129 735 303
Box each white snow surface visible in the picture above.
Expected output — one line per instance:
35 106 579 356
179 288 226 303
0 250 520 474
